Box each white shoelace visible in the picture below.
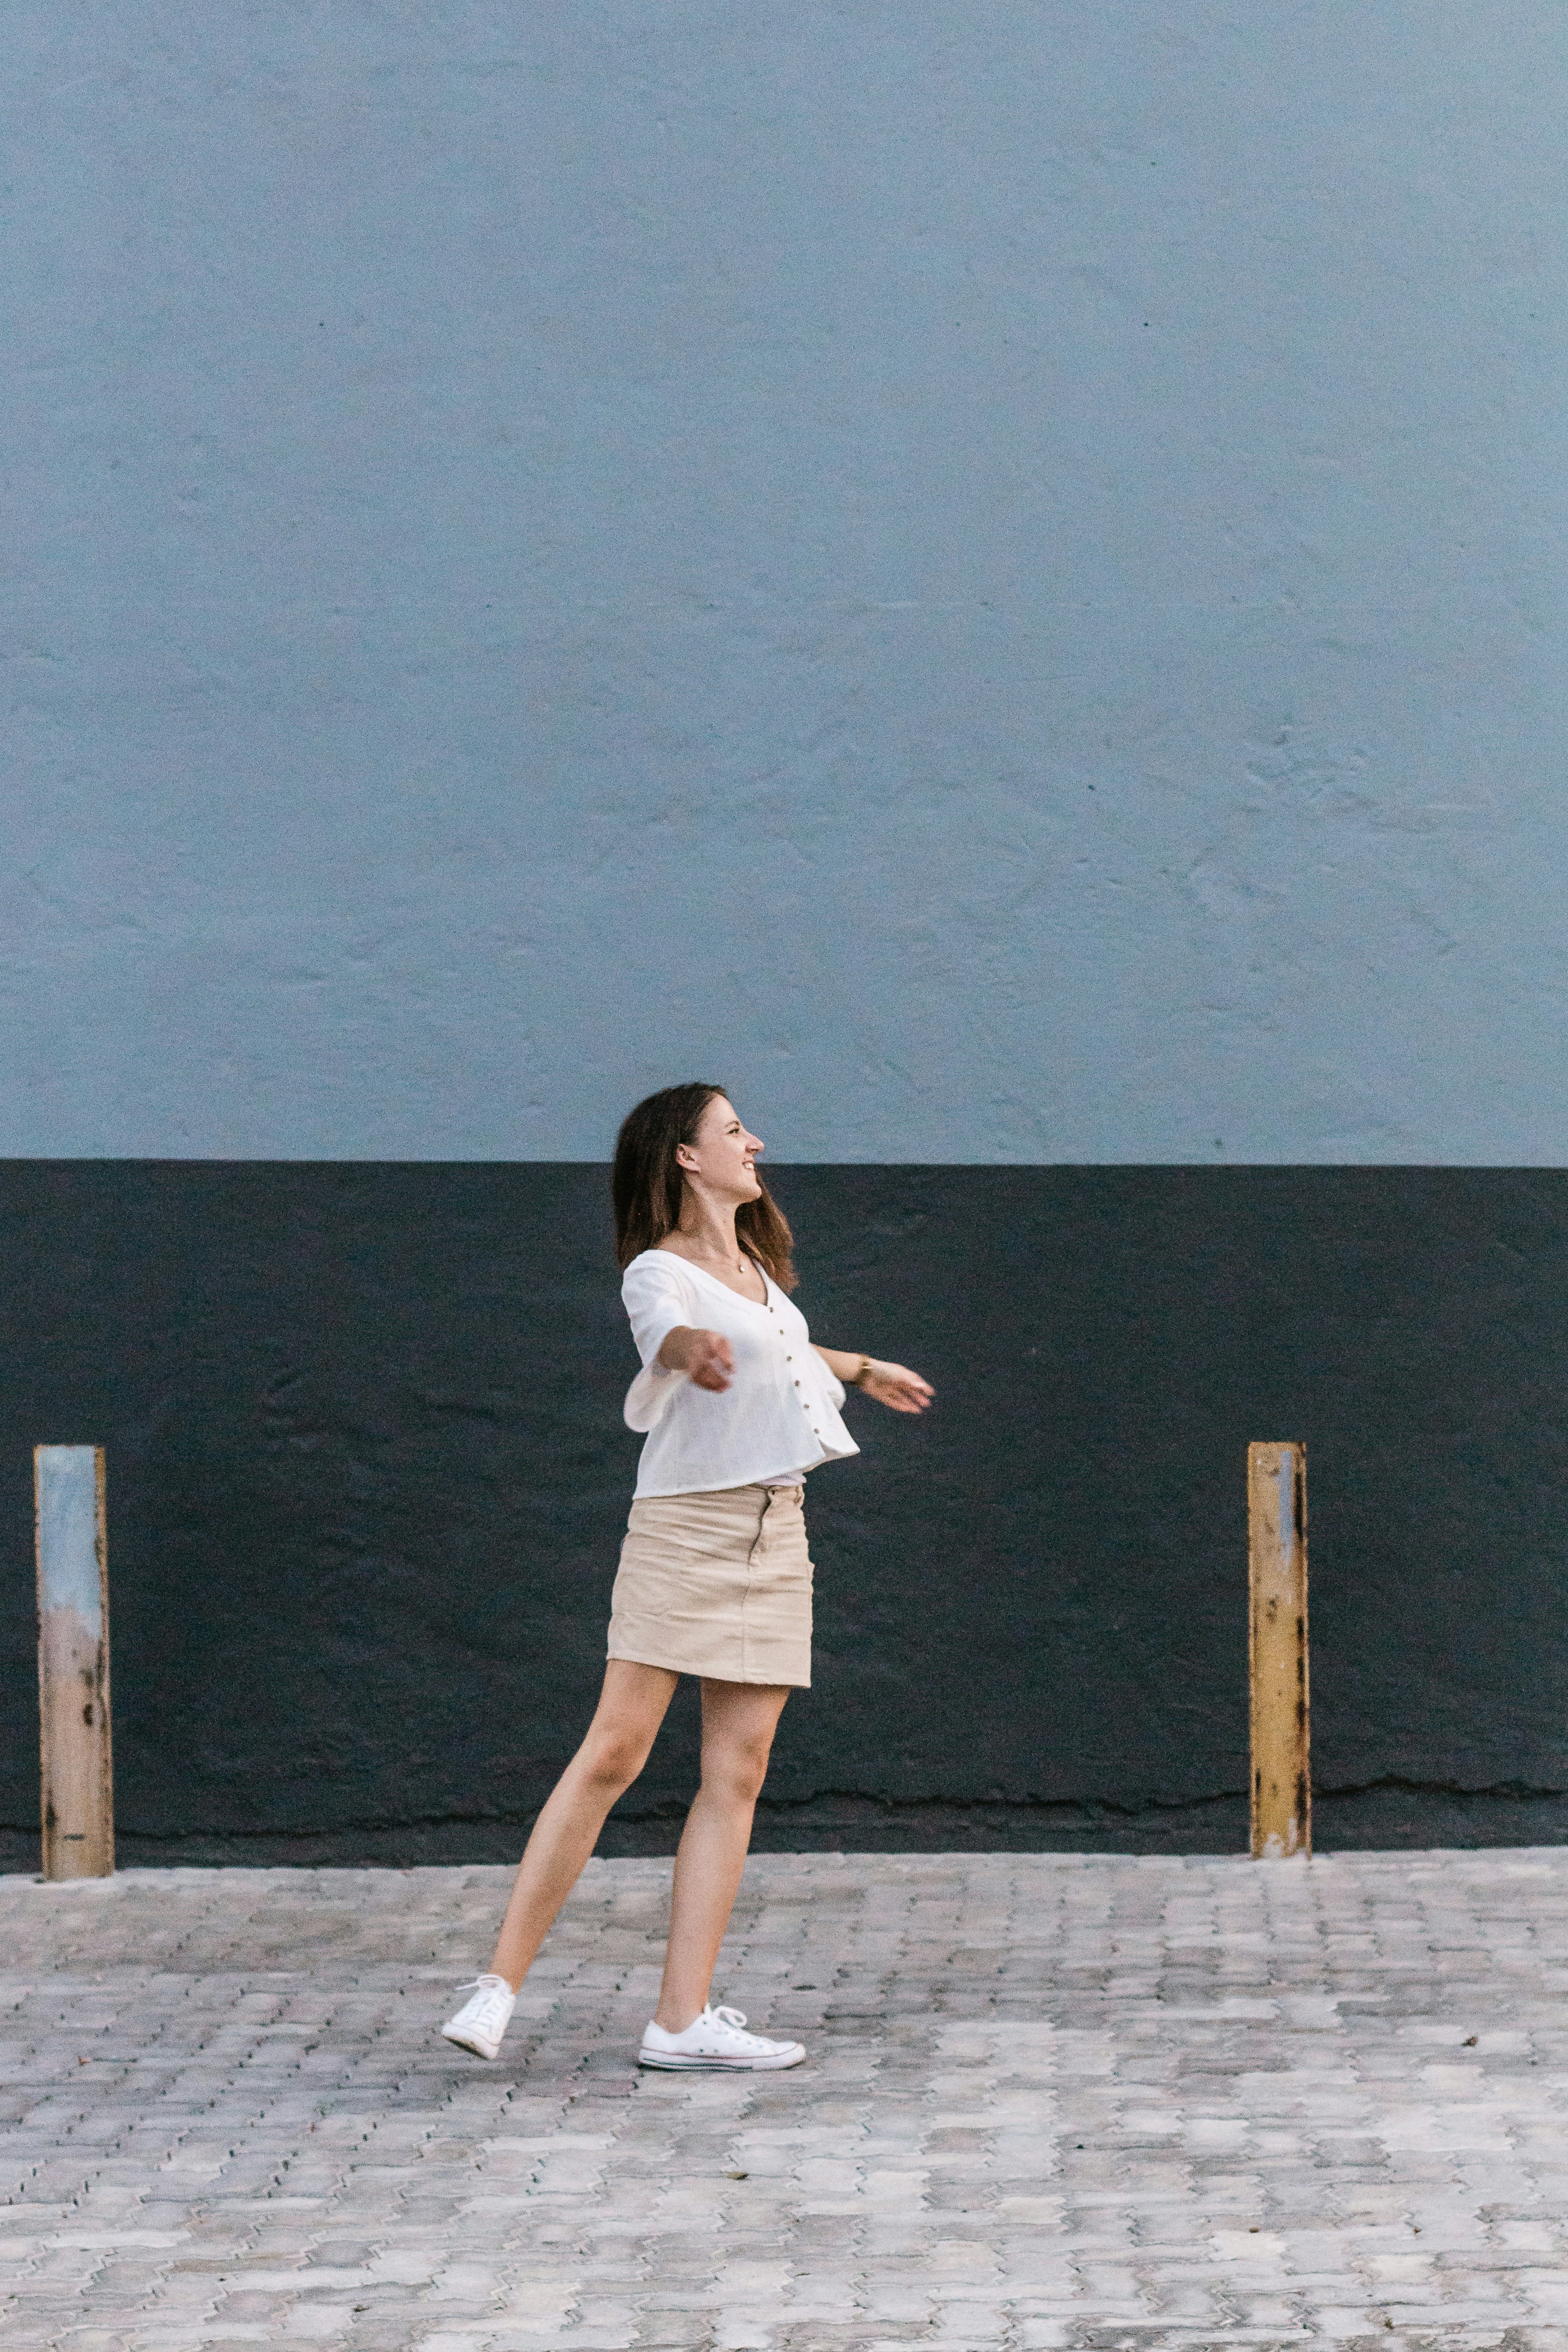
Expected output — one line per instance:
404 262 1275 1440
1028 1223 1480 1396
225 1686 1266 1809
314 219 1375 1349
707 2006 750 2034
451 1977 511 2011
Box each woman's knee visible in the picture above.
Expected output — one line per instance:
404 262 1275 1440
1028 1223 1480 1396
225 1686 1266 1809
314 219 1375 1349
576 1726 653 1796
700 1736 774 1808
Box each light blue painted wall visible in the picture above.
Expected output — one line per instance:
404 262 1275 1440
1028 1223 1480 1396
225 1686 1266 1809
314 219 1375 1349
5 3 1566 1162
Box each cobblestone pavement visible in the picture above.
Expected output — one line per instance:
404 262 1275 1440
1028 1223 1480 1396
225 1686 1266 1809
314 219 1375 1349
5 1852 1568 2352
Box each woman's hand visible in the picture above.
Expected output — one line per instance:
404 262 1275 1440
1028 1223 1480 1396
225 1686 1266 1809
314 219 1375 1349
859 1360 934 1414
657 1325 735 1393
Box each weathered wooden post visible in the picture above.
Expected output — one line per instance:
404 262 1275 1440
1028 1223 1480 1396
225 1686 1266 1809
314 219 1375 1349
35 1446 114 1879
1248 1440 1309 1858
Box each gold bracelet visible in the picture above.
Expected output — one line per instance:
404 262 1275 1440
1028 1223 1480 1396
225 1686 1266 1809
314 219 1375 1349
851 1354 872 1386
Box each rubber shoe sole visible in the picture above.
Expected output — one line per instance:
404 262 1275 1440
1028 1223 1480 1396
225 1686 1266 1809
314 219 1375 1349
638 2041 806 2072
441 2022 505 2060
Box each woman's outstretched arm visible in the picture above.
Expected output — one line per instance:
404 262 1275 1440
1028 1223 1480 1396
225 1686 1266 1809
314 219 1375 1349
658 1324 735 1390
814 1346 934 1414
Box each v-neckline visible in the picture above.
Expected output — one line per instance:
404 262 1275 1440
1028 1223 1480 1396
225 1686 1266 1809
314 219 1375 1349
663 1252 771 1310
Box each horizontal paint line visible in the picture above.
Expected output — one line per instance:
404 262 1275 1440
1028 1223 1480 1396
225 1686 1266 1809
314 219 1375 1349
9 1781 1568 1847
7 1158 1568 1171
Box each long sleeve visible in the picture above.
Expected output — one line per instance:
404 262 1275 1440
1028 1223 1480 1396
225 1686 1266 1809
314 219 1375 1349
621 1255 697 1432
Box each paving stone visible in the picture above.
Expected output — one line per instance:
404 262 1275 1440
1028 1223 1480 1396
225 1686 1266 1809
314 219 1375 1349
7 1853 1568 2345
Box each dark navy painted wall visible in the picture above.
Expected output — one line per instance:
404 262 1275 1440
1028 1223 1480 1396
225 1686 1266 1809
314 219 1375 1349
4 1163 1568 1866
7 4 1568 1161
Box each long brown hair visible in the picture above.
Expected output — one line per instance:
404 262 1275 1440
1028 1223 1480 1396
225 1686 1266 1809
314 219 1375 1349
612 1082 798 1289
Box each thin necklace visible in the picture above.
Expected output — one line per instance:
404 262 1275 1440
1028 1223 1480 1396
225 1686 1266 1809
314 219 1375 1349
680 1232 749 1277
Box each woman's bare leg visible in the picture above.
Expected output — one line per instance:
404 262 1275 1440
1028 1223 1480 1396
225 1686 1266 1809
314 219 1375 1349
488 1660 678 1989
653 1679 791 2031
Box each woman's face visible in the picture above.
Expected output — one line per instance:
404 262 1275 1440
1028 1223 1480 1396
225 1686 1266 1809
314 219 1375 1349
679 1095 764 1204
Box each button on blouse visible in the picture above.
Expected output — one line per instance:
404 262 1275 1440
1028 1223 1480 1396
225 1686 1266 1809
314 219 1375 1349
621 1250 860 1498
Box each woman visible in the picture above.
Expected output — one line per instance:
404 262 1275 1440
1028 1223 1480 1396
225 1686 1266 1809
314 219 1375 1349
441 1082 933 2070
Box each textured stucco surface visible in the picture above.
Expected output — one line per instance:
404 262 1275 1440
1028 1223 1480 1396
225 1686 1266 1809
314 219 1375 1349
4 1161 1568 1864
6 4 1568 1161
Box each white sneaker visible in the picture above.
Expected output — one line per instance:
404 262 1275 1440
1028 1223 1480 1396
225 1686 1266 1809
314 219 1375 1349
440 1974 516 2060
638 2003 806 2072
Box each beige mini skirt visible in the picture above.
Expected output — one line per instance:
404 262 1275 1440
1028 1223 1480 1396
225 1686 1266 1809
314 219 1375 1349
607 1482 813 1688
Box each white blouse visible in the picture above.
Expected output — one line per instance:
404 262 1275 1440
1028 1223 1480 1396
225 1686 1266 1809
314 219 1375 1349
621 1249 861 1498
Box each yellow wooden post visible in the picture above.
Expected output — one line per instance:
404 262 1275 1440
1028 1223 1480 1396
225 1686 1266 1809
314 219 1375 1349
1248 1440 1309 1858
35 1446 114 1879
